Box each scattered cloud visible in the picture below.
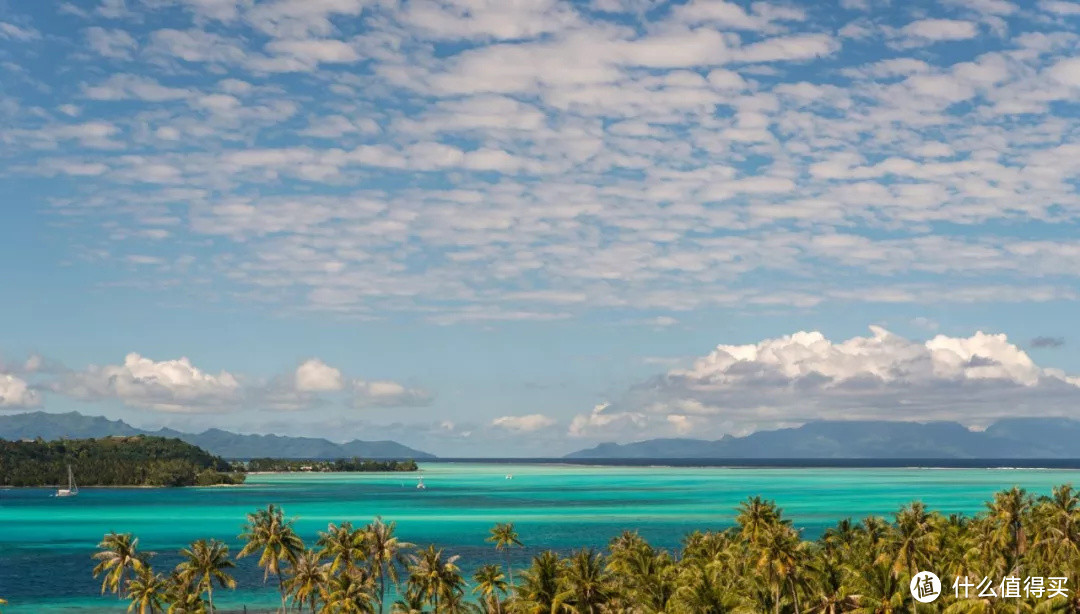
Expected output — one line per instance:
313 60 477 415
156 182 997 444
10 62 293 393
56 353 241 412
491 413 557 432
1031 336 1066 348
294 358 344 392
353 380 432 408
0 373 41 408
574 327 1080 441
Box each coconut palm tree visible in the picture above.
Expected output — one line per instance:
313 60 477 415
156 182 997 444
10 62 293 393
320 569 377 614
239 504 305 612
286 548 327 614
488 523 524 587
176 539 236 614
736 496 785 546
319 522 367 574
406 545 464 613
93 532 148 598
508 550 564 614
126 566 169 614
365 517 413 613
473 564 508 613
557 549 611 614
163 572 207 614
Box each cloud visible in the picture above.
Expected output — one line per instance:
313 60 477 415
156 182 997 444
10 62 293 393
86 27 138 59
0 373 41 408
573 327 1080 441
353 380 432 408
57 353 241 412
491 413 557 432
897 18 979 46
1031 336 1066 348
294 358 344 392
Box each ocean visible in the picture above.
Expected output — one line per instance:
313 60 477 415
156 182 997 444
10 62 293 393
1 462 1078 612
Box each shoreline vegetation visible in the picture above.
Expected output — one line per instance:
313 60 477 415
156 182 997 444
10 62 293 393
0 436 244 488
238 458 419 473
9 485 1071 613
0 436 419 488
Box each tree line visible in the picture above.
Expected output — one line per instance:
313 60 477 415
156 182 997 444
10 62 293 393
19 484 1077 613
0 436 244 487
241 459 419 473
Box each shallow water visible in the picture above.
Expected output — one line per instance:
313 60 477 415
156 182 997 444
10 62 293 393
1 462 1077 612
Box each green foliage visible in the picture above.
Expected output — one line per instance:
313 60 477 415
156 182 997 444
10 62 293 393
91 486 1080 613
243 457 418 472
0 435 243 487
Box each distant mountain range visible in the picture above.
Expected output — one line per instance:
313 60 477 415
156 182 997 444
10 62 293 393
0 411 435 459
566 418 1080 459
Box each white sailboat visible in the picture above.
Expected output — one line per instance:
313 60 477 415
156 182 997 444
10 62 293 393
56 464 78 497
416 475 426 490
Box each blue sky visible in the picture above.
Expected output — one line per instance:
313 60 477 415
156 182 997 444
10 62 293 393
3 0 1080 456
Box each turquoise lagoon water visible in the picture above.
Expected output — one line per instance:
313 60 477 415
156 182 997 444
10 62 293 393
2 462 1079 612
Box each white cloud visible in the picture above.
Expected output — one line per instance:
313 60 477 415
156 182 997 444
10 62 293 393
294 358 343 392
353 380 432 408
491 413 557 432
0 22 40 41
58 353 241 412
898 18 979 45
574 327 1080 441
0 373 41 408
86 27 138 59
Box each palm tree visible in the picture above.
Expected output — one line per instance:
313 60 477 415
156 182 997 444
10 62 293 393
736 496 784 546
406 545 464 613
366 517 413 613
473 564 508 613
756 525 804 614
127 566 169 614
320 568 377 613
889 502 937 614
93 532 148 598
164 572 207 614
508 550 564 614
557 549 610 614
239 504 305 612
176 539 236 614
319 522 366 574
488 523 524 587
390 588 427 614
286 548 326 614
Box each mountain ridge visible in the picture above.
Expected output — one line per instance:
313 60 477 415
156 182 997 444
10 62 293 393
565 418 1080 459
0 411 435 459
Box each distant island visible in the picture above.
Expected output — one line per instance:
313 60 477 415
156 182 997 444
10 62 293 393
0 411 435 459
566 418 1080 459
0 435 245 487
241 458 419 472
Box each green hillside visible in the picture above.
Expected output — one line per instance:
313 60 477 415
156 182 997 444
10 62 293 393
0 435 245 487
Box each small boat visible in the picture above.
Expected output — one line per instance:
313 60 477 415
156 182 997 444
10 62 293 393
416 476 426 490
56 464 78 497
505 474 513 480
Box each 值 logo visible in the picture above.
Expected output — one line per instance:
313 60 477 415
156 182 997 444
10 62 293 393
910 571 941 603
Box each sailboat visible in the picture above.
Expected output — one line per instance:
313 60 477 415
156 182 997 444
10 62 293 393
56 464 78 497
416 475 426 490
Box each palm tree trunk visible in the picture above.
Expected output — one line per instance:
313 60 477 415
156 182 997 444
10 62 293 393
378 559 386 614
788 576 801 614
505 551 514 587
277 571 286 614
207 584 215 614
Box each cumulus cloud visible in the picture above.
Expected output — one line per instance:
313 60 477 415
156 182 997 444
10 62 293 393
294 358 343 392
0 373 41 408
573 327 1080 440
353 380 432 408
492 413 557 432
57 353 241 412
899 18 979 44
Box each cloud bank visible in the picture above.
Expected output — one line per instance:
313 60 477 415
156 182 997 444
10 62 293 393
572 327 1080 440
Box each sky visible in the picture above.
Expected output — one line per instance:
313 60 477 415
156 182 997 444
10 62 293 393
3 0 1080 456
